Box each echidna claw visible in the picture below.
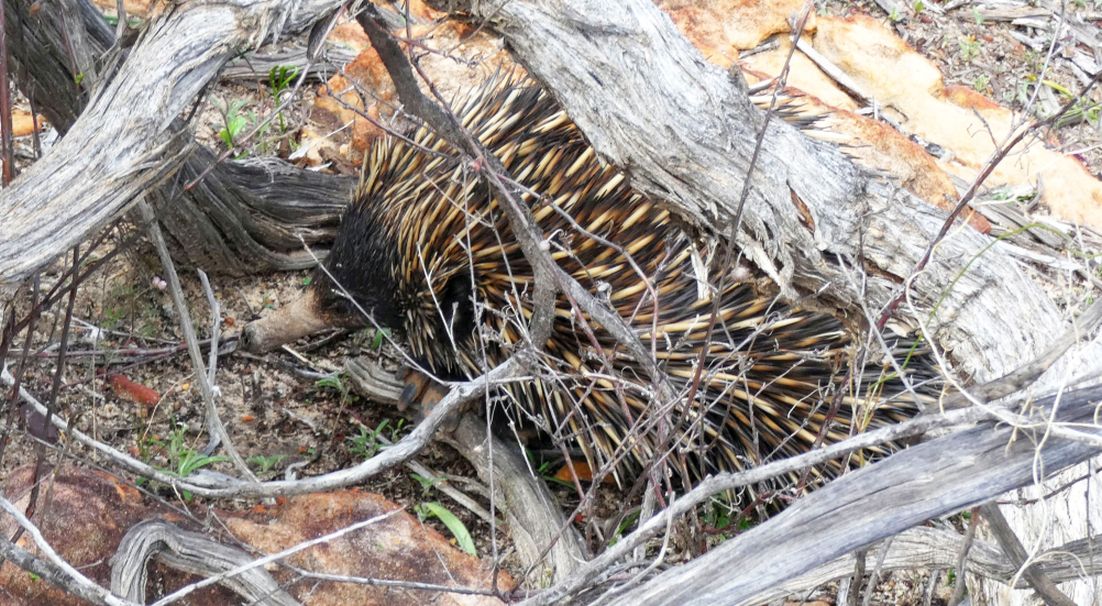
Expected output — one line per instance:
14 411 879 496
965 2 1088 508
397 366 448 419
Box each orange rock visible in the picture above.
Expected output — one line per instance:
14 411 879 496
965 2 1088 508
813 14 1102 229
660 0 814 67
89 0 157 18
0 467 511 605
0 467 164 606
230 490 512 605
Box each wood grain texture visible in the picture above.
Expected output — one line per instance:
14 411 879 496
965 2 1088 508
3 0 353 274
0 0 344 285
757 526 1102 604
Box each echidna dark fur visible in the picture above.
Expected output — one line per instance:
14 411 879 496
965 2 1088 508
313 74 941 495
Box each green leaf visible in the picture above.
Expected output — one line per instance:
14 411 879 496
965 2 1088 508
418 501 476 556
410 472 439 492
176 451 229 477
371 327 391 350
315 374 344 392
247 454 287 473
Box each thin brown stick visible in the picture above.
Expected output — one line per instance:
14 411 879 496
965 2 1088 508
136 200 254 480
979 504 1077 606
0 273 40 467
0 1 13 186
14 247 79 548
948 508 979 606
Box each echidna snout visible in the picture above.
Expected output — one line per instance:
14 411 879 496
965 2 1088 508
241 255 406 353
240 287 352 353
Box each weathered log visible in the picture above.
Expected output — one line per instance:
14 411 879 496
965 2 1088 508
513 384 1102 606
756 527 1102 605
0 0 347 281
110 520 299 605
345 358 587 584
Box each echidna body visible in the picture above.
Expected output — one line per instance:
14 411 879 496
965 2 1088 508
252 77 937 490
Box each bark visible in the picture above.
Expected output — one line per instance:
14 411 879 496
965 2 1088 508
759 527 1102 604
110 520 299 605
0 0 349 282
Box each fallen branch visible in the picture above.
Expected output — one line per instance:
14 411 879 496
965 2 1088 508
0 0 346 285
346 357 587 584
110 520 299 606
602 385 1102 606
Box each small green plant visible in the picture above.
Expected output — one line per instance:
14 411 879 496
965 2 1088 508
136 434 163 466
958 35 982 62
248 454 288 473
609 509 642 546
268 65 299 100
267 65 300 134
888 8 903 22
215 98 250 155
301 275 313 286
315 373 346 393
1044 79 1074 98
1042 80 1102 127
703 501 734 532
149 425 229 500
389 418 407 442
167 426 228 478
173 448 229 479
971 7 985 25
912 0 925 14
411 472 442 494
347 419 391 460
416 502 476 556
103 14 143 28
371 327 392 350
352 327 393 351
355 326 392 351
971 74 991 93
316 372 356 414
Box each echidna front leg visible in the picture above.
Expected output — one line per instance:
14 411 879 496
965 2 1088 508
396 366 450 418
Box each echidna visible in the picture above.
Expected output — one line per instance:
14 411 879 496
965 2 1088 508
243 75 939 493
